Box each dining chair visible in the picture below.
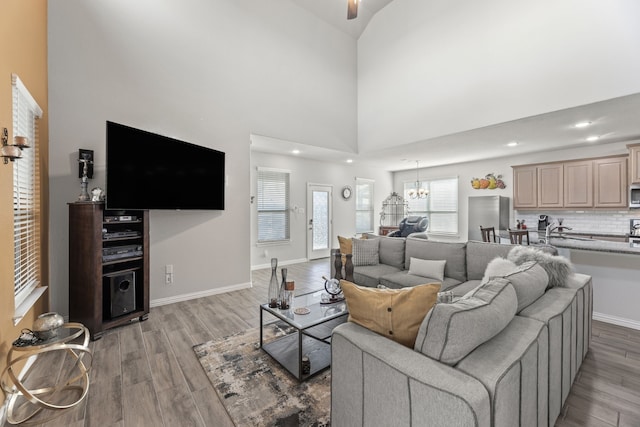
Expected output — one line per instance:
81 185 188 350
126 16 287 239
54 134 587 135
508 228 530 245
479 226 497 243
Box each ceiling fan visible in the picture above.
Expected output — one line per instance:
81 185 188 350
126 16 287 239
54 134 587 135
347 0 360 20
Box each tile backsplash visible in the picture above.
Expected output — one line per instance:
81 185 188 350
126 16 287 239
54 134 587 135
514 210 640 235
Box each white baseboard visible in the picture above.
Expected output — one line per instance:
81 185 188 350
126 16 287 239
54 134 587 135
593 312 640 331
150 282 253 307
251 258 309 271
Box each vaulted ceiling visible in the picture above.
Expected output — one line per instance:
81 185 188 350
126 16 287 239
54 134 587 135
256 1 640 171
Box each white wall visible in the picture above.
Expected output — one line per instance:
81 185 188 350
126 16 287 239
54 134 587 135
250 150 393 268
359 0 640 152
393 141 633 241
47 0 357 313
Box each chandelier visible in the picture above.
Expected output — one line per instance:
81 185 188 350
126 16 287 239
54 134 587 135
407 160 429 199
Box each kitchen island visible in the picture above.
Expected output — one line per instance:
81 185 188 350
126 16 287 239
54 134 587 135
497 230 639 329
545 234 638 330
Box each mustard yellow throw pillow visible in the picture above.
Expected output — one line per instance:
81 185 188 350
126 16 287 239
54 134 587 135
337 235 353 257
340 280 440 348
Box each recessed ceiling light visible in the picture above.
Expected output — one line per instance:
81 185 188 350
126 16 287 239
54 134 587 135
506 141 518 147
346 159 353 163
586 136 599 142
292 149 300 154
574 121 592 128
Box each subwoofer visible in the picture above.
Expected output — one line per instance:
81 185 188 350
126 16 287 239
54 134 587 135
106 271 136 317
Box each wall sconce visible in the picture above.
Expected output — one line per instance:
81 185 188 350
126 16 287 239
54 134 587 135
1 127 29 164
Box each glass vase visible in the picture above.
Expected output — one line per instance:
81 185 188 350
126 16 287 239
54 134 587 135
268 258 279 308
279 268 289 309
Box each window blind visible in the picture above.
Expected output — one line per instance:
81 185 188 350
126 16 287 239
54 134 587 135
12 74 43 308
404 177 458 234
355 178 374 233
257 168 290 243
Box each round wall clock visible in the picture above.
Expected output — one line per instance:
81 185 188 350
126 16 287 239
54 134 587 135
341 186 353 200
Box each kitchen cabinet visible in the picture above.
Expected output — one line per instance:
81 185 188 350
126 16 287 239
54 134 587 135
629 143 640 184
513 166 537 209
564 160 593 208
537 164 563 208
594 156 627 208
513 155 628 210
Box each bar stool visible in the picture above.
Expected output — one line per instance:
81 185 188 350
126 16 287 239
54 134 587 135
508 228 530 245
479 226 497 243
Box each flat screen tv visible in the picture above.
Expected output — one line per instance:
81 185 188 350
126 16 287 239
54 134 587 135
106 121 225 210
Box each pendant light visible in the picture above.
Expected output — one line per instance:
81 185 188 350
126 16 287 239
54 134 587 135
408 160 429 199
347 0 360 20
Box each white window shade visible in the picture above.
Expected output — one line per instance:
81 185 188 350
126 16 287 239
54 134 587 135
12 74 43 310
257 168 290 243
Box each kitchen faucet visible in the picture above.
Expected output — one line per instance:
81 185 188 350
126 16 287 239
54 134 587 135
542 221 573 243
543 223 557 244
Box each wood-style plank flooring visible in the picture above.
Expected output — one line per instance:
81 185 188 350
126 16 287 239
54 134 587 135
3 259 640 427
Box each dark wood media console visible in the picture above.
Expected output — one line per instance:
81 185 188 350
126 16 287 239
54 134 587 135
68 202 149 340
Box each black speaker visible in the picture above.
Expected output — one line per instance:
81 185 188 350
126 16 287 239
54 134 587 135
106 271 136 317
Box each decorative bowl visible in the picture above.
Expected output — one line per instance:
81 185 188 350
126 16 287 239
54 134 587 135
32 312 64 340
1 145 22 159
14 136 29 147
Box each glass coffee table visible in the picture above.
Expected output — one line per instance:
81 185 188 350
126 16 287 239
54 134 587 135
260 290 348 381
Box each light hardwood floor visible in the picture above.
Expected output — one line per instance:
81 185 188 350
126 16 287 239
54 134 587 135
3 259 640 427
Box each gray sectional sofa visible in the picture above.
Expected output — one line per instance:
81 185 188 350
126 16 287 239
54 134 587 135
331 236 592 427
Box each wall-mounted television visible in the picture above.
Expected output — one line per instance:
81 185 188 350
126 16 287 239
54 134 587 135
106 121 225 210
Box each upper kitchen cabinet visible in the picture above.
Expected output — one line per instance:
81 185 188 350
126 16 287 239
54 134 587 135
513 155 628 210
628 143 640 184
513 166 537 209
537 164 564 208
594 156 628 208
564 160 593 208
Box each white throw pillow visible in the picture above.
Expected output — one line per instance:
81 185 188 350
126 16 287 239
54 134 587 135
408 258 446 282
507 246 572 289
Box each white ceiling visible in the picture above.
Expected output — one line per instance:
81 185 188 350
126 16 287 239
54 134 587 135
253 1 640 172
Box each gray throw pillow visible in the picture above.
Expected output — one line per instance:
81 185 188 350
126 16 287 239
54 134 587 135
378 236 406 269
414 277 517 365
352 238 380 266
507 246 573 289
482 258 549 313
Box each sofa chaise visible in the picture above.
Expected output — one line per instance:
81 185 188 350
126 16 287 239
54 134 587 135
331 236 592 427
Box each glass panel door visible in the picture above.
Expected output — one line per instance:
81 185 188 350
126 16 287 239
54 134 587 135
307 184 332 260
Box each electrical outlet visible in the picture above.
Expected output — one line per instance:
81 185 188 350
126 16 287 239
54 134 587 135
165 264 174 284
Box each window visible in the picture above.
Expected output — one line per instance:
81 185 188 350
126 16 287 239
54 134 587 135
404 177 458 234
257 168 290 243
12 74 43 309
355 178 374 233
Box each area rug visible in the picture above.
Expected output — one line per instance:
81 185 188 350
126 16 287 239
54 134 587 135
193 323 331 427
